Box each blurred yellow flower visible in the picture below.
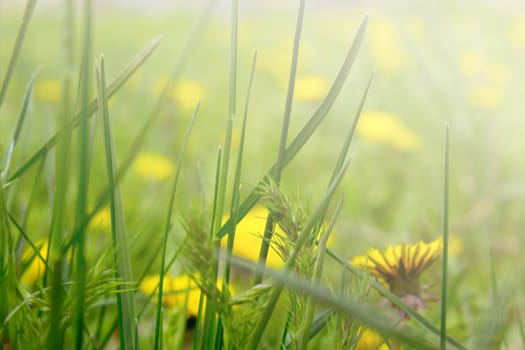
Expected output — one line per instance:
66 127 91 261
467 84 504 109
223 206 335 269
357 111 421 151
368 18 406 74
510 18 525 48
153 78 204 111
486 63 511 86
139 274 201 318
35 79 61 103
294 75 329 102
448 234 463 256
458 51 483 77
173 79 204 111
355 327 389 350
88 207 112 232
21 240 49 286
134 152 176 182
351 238 442 310
222 207 285 269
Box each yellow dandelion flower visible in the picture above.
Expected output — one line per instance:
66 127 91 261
458 50 483 77
35 79 61 103
153 78 204 111
486 62 511 86
294 75 329 102
21 240 49 286
351 238 442 309
467 84 504 109
357 111 421 151
173 79 204 111
510 18 525 48
88 207 112 232
223 207 335 269
134 152 176 182
139 274 201 318
356 327 390 350
222 207 285 269
368 18 406 74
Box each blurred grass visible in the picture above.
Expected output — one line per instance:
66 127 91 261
1 1 525 348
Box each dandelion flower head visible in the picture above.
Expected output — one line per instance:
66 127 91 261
134 152 176 182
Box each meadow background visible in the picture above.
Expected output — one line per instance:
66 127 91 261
1 0 524 349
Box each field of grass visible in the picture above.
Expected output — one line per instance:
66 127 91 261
1 1 524 349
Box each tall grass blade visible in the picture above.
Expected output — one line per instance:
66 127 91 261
96 58 136 350
440 124 450 349
218 15 367 239
224 49 257 286
0 0 37 112
1 68 39 182
47 0 75 347
72 0 93 348
254 0 306 285
154 102 199 350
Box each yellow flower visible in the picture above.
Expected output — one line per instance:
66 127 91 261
351 238 442 310
222 207 285 269
357 111 421 151
21 240 49 285
510 18 525 48
134 152 176 182
467 84 504 109
173 79 204 111
153 78 204 111
139 274 201 318
458 50 483 77
355 327 390 350
486 63 511 86
88 207 112 232
294 75 329 102
368 18 406 74
35 79 61 103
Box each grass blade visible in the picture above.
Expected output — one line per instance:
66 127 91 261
0 0 37 112
47 0 75 346
1 68 39 182
96 57 136 350
440 123 450 349
217 14 367 240
154 102 199 350
254 0 306 285
72 0 93 348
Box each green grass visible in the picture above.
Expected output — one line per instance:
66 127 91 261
1 1 524 349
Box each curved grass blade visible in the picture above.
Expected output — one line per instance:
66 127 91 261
154 102 199 350
96 57 136 350
217 14 368 239
440 123 450 349
0 0 37 112
1 68 39 182
7 36 163 183
254 0 306 285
